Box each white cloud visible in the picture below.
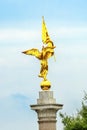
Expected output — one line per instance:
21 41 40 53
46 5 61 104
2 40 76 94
0 26 87 129
0 28 40 42
0 26 87 43
51 26 87 39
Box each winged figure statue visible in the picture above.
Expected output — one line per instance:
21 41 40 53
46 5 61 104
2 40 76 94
22 17 56 90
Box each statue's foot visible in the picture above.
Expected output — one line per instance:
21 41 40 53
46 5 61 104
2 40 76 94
38 74 43 78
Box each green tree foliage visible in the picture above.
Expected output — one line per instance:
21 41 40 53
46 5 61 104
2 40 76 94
60 93 87 130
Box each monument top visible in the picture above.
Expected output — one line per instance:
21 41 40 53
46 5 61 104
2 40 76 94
22 17 56 90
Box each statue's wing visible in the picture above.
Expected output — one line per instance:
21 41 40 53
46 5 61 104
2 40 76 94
22 48 41 60
42 16 51 44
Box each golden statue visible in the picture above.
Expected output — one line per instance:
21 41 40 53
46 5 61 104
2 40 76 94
22 17 56 90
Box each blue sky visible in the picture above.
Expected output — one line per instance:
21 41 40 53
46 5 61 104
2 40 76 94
0 0 87 130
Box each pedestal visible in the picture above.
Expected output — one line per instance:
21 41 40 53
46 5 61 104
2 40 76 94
30 91 63 130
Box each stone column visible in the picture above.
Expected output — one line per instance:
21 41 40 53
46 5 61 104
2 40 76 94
30 91 63 130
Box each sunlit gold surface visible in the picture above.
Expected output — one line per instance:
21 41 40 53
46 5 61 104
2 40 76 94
40 80 51 90
22 17 56 90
